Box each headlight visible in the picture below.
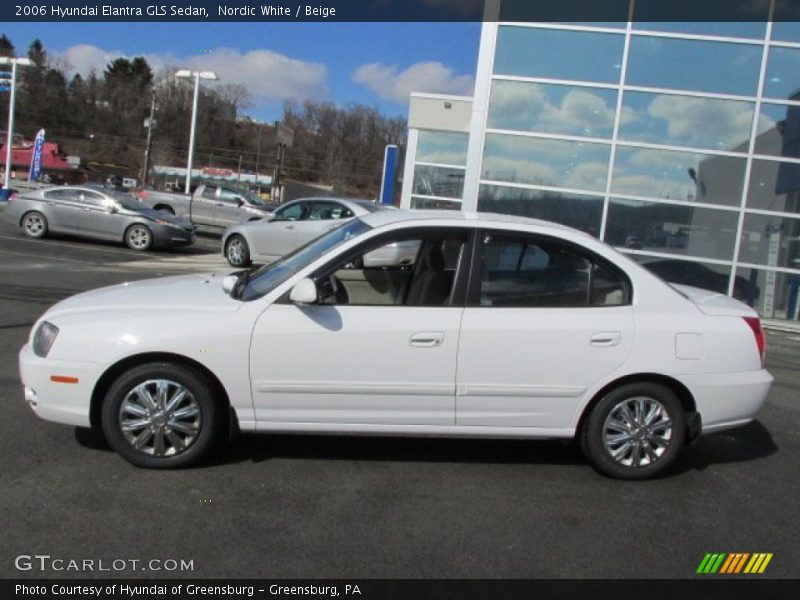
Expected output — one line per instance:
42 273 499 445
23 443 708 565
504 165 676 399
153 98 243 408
153 218 182 229
33 321 59 358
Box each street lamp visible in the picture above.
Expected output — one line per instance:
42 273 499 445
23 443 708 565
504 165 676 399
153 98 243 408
0 56 33 190
175 69 218 194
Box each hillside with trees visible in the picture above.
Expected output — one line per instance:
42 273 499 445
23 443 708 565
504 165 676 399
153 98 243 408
0 34 407 199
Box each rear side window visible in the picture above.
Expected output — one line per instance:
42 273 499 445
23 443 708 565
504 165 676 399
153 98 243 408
201 186 217 200
477 233 631 308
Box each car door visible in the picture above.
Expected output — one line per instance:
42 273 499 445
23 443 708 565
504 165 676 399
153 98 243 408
191 185 218 227
215 187 248 227
40 189 84 233
249 228 471 426
290 201 355 247
251 201 309 261
77 189 125 240
456 231 635 430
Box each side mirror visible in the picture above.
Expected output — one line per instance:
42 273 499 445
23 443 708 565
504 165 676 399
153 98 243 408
289 278 317 305
221 274 239 296
237 199 244 207
108 204 119 214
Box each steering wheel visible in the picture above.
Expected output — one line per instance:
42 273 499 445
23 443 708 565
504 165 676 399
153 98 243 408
317 274 349 305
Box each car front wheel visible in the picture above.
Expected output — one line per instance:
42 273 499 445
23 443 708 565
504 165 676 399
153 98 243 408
125 224 153 251
581 382 686 480
225 234 251 267
101 363 223 468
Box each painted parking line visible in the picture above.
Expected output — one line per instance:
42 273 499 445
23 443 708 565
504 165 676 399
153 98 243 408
0 248 101 265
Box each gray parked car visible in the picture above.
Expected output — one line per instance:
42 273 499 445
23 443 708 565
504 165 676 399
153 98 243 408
5 185 196 251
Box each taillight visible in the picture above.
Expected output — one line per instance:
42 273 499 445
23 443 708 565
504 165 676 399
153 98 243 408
743 316 765 366
137 190 147 199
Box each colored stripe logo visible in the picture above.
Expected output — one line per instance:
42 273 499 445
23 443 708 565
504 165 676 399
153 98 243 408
697 553 773 574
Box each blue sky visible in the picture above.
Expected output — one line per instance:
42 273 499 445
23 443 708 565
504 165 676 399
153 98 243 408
2 22 481 121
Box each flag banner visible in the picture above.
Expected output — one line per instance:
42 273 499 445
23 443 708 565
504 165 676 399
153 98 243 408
28 129 45 182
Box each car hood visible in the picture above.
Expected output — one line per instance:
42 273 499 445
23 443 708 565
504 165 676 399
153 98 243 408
124 207 194 228
43 273 242 319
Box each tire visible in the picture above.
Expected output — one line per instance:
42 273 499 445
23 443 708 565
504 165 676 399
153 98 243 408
21 211 48 239
580 382 686 480
101 362 224 469
225 234 251 267
125 223 153 251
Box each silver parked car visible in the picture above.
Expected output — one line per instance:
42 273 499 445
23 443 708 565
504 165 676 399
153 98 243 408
222 197 417 267
5 185 196 251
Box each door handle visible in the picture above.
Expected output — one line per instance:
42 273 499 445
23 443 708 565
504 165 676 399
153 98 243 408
590 332 622 347
82 207 91 211
47 201 57 206
215 202 224 206
410 332 445 348
285 224 295 230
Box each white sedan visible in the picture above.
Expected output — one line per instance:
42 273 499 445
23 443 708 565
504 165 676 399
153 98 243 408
18 210 772 479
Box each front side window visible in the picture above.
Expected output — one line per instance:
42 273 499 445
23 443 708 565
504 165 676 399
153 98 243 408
79 190 109 208
219 188 244 205
274 202 306 222
477 233 631 308
308 202 353 221
311 230 467 307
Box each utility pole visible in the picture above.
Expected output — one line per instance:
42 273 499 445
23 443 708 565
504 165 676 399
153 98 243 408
0 56 32 190
140 95 156 188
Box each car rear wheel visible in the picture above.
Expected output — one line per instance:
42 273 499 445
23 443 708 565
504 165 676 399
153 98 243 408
125 224 153 251
225 234 251 267
21 211 48 239
101 363 223 468
581 382 686 480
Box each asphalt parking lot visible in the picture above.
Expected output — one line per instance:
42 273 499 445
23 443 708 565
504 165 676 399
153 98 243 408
0 214 798 579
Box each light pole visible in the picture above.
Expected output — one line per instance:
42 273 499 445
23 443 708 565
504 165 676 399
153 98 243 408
175 69 218 194
0 56 33 190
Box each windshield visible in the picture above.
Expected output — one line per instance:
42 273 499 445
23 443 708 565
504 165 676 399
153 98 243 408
241 189 270 206
239 218 372 301
108 190 150 211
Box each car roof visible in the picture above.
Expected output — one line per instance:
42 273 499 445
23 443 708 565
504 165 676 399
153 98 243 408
358 208 585 236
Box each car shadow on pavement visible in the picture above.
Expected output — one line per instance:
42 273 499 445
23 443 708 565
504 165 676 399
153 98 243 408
671 421 777 474
73 420 777 476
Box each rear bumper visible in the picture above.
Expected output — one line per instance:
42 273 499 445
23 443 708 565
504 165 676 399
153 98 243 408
18 343 100 428
680 369 773 434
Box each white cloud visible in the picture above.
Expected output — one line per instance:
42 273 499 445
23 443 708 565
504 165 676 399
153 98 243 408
57 44 328 103
352 61 474 104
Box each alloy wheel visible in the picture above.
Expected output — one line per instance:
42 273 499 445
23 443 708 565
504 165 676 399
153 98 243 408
602 396 673 468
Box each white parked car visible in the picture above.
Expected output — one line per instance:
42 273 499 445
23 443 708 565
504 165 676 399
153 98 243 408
222 196 419 268
19 210 772 479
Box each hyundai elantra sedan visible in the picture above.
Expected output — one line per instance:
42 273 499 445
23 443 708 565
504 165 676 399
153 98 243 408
18 210 772 479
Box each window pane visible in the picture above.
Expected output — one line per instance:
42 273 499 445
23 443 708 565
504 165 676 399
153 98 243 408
494 26 624 84
747 159 800 213
633 22 767 39
605 198 739 260
416 131 468 166
412 165 465 199
627 36 762 96
480 236 591 308
481 134 610 192
738 213 800 270
735 267 800 321
754 103 800 159
487 80 617 138
618 91 755 151
635 256 740 298
772 22 800 44
411 196 461 210
763 46 800 101
611 146 746 206
478 184 604 237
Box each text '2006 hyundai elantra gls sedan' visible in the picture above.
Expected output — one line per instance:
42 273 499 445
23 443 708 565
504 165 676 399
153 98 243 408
18 210 772 479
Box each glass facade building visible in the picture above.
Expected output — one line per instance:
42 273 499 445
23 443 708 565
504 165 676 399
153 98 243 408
402 1 800 322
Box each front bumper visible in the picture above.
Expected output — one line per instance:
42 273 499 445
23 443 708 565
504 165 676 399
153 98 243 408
681 369 774 434
152 224 196 247
18 343 101 428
